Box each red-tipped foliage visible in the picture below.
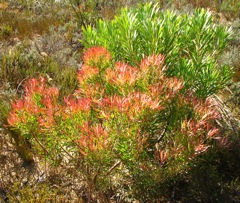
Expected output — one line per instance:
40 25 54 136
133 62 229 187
8 76 60 127
82 46 111 67
77 122 108 156
105 62 139 86
7 47 222 179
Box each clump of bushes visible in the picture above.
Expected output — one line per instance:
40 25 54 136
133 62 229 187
0 26 80 98
0 0 75 40
2 2 238 202
82 3 232 98
7 46 224 201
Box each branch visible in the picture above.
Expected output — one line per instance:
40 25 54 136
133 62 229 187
105 160 121 176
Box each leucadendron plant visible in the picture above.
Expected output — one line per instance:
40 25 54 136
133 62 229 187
82 2 233 98
8 47 222 201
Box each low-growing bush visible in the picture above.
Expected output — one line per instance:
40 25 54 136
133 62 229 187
0 0 75 40
82 3 233 98
0 26 80 98
0 24 13 39
7 47 223 201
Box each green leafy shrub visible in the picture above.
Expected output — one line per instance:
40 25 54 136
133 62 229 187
7 47 223 201
82 3 232 98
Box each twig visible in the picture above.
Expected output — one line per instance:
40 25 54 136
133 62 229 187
31 131 55 162
156 124 168 143
105 160 121 176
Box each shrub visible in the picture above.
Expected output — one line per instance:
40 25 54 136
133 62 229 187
81 3 233 98
0 24 13 39
0 27 79 98
0 0 76 41
7 47 223 201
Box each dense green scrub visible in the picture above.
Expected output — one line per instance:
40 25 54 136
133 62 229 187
82 3 233 98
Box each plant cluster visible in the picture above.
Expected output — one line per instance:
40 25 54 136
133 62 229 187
220 0 240 18
0 25 81 98
0 1 239 202
0 0 72 40
69 0 153 25
7 46 223 201
82 3 233 98
161 0 240 17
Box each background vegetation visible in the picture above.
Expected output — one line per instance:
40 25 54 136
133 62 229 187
0 0 239 202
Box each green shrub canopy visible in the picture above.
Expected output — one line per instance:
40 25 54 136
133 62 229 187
82 3 232 98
